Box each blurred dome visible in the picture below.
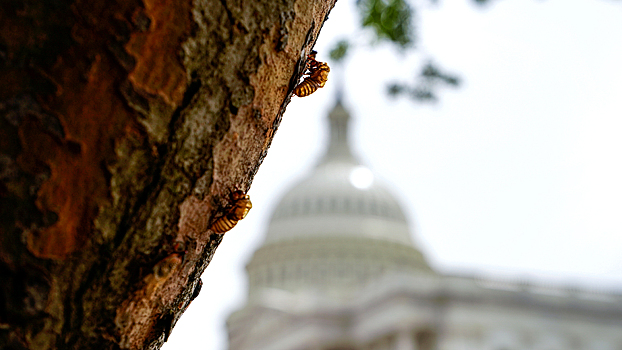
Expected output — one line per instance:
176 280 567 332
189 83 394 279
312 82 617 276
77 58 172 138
246 100 432 298
266 102 411 246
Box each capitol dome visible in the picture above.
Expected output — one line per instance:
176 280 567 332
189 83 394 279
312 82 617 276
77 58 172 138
245 100 432 299
266 102 412 246
228 99 622 350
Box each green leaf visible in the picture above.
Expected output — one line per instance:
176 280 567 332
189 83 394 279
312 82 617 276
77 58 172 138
358 0 414 48
329 40 350 62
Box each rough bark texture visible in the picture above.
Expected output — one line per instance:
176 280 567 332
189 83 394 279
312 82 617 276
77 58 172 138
0 0 336 348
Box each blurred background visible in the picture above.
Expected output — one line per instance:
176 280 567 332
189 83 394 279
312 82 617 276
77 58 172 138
164 0 622 349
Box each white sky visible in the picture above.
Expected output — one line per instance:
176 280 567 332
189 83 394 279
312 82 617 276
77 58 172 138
164 0 622 349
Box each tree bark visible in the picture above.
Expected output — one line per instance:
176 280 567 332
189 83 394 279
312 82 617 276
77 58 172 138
0 0 336 348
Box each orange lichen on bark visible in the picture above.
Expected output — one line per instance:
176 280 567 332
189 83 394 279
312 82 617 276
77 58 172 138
17 0 195 260
19 122 92 259
22 51 136 260
125 0 194 106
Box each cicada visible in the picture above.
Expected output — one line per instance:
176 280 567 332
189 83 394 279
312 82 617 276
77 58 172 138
294 50 330 97
210 191 252 233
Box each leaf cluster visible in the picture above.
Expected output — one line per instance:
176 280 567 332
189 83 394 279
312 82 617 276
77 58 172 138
357 0 414 48
329 40 350 62
388 62 461 102
329 0 494 103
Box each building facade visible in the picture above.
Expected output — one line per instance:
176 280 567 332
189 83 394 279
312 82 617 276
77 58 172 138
227 101 622 350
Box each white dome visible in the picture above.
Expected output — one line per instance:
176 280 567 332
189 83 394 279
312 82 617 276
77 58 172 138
266 102 410 245
246 100 432 297
266 160 412 246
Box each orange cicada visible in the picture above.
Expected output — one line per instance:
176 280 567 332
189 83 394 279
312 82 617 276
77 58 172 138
294 50 330 97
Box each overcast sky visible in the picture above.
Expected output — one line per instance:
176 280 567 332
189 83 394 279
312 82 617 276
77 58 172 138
164 0 622 348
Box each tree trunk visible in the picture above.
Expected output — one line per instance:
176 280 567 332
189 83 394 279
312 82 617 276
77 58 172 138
0 0 336 348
